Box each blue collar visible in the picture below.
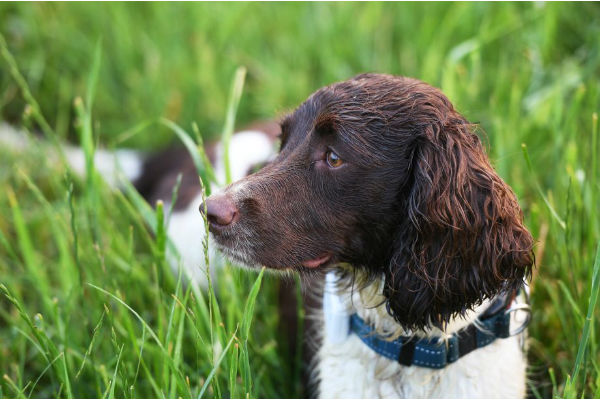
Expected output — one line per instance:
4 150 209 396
350 294 523 369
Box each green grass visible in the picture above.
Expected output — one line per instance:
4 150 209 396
0 2 599 398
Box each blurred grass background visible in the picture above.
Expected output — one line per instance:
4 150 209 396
1 2 599 398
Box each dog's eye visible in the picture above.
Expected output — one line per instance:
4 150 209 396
326 150 344 168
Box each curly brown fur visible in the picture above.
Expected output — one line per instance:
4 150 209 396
379 77 534 328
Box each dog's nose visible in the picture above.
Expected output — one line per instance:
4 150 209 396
199 194 239 228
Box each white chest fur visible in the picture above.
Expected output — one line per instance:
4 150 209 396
317 273 527 399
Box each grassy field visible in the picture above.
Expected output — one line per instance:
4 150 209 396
1 2 599 398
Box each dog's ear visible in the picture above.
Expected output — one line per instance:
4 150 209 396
383 102 534 330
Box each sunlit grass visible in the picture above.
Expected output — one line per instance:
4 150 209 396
1 2 599 398
0 33 296 398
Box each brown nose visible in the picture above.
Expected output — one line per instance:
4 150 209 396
199 193 239 228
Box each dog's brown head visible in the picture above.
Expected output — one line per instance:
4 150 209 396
202 73 534 329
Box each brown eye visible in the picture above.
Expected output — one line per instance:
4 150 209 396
326 150 344 168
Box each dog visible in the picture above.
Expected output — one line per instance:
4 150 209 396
201 73 535 398
0 120 279 289
1 72 534 398
131 120 280 288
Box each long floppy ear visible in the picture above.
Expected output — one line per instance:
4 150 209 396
383 105 534 330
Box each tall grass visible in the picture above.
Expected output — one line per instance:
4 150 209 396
1 2 600 398
0 31 296 398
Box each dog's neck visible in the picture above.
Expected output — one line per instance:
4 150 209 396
318 271 528 399
324 269 492 343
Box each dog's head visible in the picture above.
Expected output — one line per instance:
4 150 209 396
202 73 534 329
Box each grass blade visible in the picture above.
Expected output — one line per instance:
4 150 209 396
159 118 214 195
0 33 55 138
197 329 238 399
155 200 166 266
240 267 265 341
239 267 265 396
6 188 51 304
75 310 105 380
106 344 124 399
566 242 600 396
88 283 188 392
28 352 64 398
222 66 247 185
228 342 240 398
521 143 566 229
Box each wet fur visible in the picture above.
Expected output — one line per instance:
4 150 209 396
209 73 534 329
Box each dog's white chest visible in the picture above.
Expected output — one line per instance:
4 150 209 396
316 275 528 399
317 333 526 398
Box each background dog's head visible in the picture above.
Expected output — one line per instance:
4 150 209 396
203 73 534 329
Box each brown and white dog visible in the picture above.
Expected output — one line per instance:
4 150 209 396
131 120 281 288
0 119 279 289
200 74 534 398
1 73 534 398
